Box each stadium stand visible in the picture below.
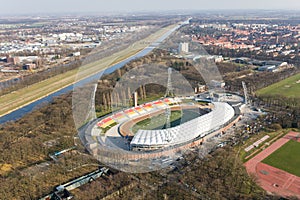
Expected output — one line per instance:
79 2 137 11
130 102 235 150
163 98 172 104
124 109 139 118
163 98 180 105
97 117 116 128
244 135 270 152
153 100 168 108
142 103 155 112
112 112 128 123
134 106 147 115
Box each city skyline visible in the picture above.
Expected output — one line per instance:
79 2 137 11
1 0 300 16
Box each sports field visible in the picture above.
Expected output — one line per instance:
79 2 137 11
256 73 300 98
245 132 300 198
262 140 300 177
131 109 201 133
132 111 182 133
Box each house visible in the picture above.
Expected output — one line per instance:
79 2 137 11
22 63 36 70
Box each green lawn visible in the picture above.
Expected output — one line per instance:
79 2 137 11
262 140 300 177
132 111 182 133
131 109 201 134
256 73 300 98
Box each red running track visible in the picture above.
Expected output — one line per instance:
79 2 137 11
244 131 300 198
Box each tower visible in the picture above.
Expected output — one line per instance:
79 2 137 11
242 81 248 105
165 68 174 140
178 42 189 54
165 68 174 97
134 92 138 107
84 84 97 122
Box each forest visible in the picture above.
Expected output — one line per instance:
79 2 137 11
0 47 298 199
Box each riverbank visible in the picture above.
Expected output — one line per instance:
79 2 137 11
0 23 179 119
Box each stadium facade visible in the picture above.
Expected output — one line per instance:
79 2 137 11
83 97 238 153
130 102 234 151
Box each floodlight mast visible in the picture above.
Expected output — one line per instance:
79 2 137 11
242 81 248 105
165 68 175 98
85 83 97 122
165 68 174 141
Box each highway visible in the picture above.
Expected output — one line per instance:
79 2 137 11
0 21 187 124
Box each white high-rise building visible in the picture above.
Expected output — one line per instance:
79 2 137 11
178 42 189 54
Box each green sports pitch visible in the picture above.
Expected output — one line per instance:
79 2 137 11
262 140 300 177
256 73 300 98
131 109 201 134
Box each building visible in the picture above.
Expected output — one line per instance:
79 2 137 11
195 84 207 93
22 63 36 70
210 80 226 88
71 52 80 57
212 55 223 63
178 42 189 54
6 55 20 65
130 102 235 151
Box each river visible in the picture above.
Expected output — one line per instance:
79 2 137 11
0 21 187 124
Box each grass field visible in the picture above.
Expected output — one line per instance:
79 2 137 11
132 111 182 133
256 73 300 98
262 140 300 177
131 109 201 133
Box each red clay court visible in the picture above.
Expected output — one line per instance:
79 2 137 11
244 131 300 198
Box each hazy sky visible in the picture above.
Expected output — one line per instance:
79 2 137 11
1 0 300 15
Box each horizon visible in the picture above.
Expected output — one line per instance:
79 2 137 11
1 0 300 16
1 9 300 18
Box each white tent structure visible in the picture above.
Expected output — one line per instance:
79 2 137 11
130 102 234 150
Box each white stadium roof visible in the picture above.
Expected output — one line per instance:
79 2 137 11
130 102 235 149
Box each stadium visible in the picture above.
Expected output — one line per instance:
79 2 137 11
80 93 243 172
76 57 246 172
69 32 250 172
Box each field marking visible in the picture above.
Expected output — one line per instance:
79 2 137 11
256 72 300 98
262 139 300 176
244 131 300 198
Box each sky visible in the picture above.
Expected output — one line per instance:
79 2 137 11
1 0 300 15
